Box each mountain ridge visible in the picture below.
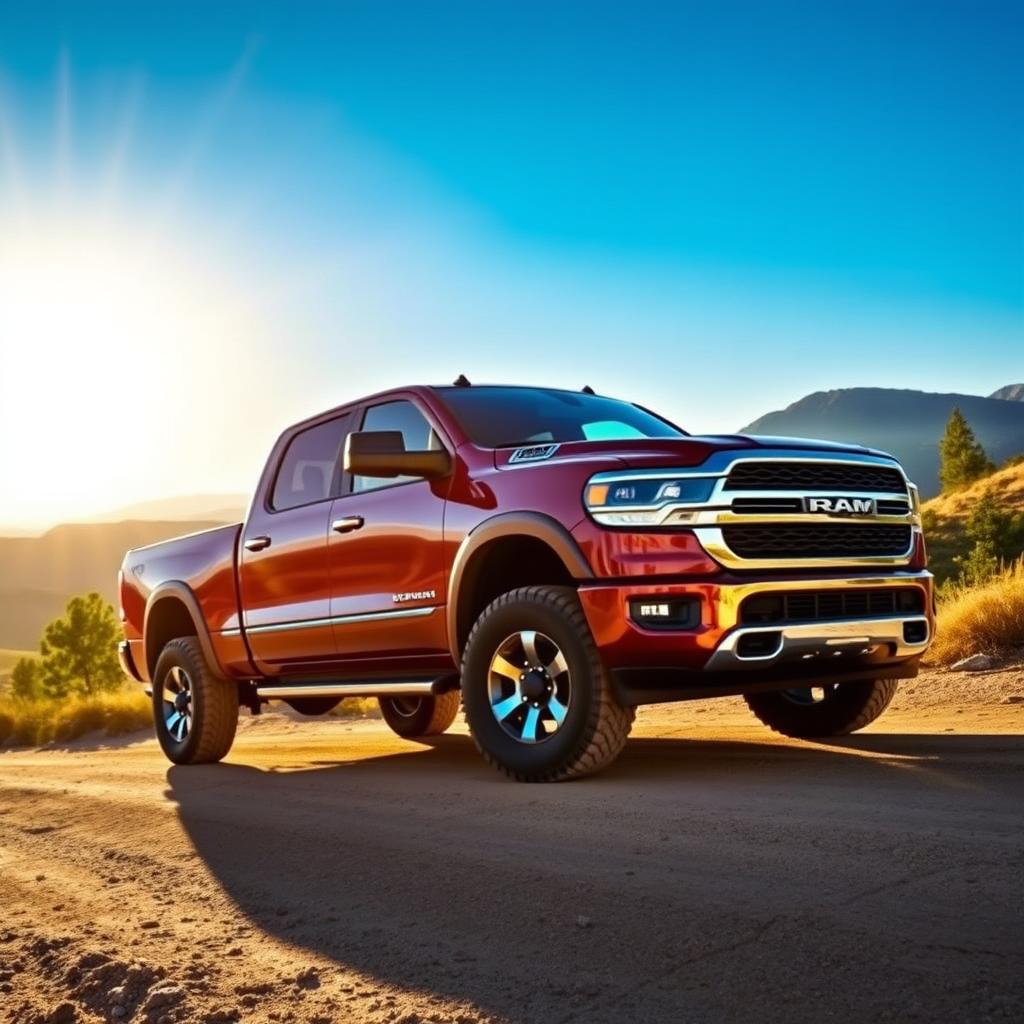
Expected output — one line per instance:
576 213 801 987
741 386 1024 495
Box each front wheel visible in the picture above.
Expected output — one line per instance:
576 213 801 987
744 679 898 738
379 691 461 738
461 586 634 782
153 637 238 764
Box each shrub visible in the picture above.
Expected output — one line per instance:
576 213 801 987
929 560 1024 664
0 688 151 748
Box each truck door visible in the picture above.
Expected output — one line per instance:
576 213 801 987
327 397 451 664
239 411 352 672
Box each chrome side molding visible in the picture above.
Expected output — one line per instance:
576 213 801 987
256 679 441 700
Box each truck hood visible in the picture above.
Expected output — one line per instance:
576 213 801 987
494 434 894 471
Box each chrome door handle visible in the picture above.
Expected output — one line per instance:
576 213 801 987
244 535 271 552
332 516 364 534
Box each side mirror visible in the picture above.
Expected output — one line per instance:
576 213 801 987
344 430 452 480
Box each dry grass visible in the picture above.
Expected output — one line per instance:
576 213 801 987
0 688 151 748
929 560 1024 665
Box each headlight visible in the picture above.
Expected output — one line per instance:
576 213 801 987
584 475 716 526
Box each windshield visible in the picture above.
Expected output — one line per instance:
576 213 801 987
434 386 685 448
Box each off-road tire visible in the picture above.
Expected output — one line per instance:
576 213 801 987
379 691 461 738
152 637 238 764
461 586 634 782
744 679 898 739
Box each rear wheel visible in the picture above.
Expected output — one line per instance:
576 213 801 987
744 678 898 738
461 586 634 782
379 690 460 738
152 637 238 764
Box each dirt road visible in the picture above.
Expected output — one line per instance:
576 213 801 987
2 674 1023 1024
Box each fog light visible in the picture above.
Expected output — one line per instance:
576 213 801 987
903 621 928 644
736 631 782 658
629 597 701 631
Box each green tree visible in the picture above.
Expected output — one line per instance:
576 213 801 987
10 657 40 700
39 593 123 698
954 489 1020 586
939 408 994 491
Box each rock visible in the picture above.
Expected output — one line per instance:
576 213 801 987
1003 695 1024 704
951 653 995 672
295 967 321 990
575 915 593 929
140 921 159 930
111 1007 126 1020
142 982 186 1012
46 1002 77 1024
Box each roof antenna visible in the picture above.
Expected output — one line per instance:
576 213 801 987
453 374 472 387
581 385 595 395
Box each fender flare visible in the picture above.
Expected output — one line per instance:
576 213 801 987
446 511 593 662
143 581 228 680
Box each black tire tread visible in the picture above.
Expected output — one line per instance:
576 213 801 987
463 585 634 782
154 637 238 764
744 678 898 739
422 689 461 735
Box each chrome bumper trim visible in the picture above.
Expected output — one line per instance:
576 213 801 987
705 615 931 672
710 571 933 632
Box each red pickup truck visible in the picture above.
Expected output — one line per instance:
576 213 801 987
119 381 933 781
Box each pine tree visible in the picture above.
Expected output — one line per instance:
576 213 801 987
10 658 40 700
39 593 124 698
939 408 994 491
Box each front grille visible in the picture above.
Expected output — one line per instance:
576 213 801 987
724 461 906 493
721 524 913 559
740 588 925 625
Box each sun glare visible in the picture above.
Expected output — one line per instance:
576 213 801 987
0 213 272 528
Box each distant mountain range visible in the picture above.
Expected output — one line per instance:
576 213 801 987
0 520 223 651
741 384 1024 496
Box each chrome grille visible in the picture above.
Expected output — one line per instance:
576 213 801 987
724 461 907 493
739 587 925 625
721 524 913 559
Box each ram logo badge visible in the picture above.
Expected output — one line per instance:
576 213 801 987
805 496 876 515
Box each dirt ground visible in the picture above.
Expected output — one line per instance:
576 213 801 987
2 666 1023 1024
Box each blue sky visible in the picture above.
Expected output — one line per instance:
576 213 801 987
0 1 1022 524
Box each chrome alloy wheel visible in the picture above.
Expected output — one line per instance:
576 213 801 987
162 665 194 742
782 684 839 706
487 630 571 744
388 697 423 718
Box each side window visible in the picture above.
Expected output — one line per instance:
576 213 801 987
271 415 350 511
353 400 441 493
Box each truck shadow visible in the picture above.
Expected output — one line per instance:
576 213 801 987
164 729 1024 1021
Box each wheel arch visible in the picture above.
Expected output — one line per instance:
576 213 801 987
143 582 227 681
447 512 593 662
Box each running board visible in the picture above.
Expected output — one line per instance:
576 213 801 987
255 678 450 700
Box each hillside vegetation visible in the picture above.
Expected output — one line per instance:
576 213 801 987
929 561 1024 665
922 460 1024 582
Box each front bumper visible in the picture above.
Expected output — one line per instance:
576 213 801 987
577 571 934 703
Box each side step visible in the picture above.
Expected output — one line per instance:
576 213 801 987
255 677 455 701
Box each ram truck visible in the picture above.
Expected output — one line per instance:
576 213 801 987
119 382 934 781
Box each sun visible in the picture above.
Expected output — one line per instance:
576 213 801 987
0 211 265 528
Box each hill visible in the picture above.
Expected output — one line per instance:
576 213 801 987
990 384 1024 401
741 387 1024 496
920 461 1024 582
0 520 223 650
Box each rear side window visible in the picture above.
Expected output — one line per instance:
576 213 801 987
271 415 350 511
353 400 442 493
